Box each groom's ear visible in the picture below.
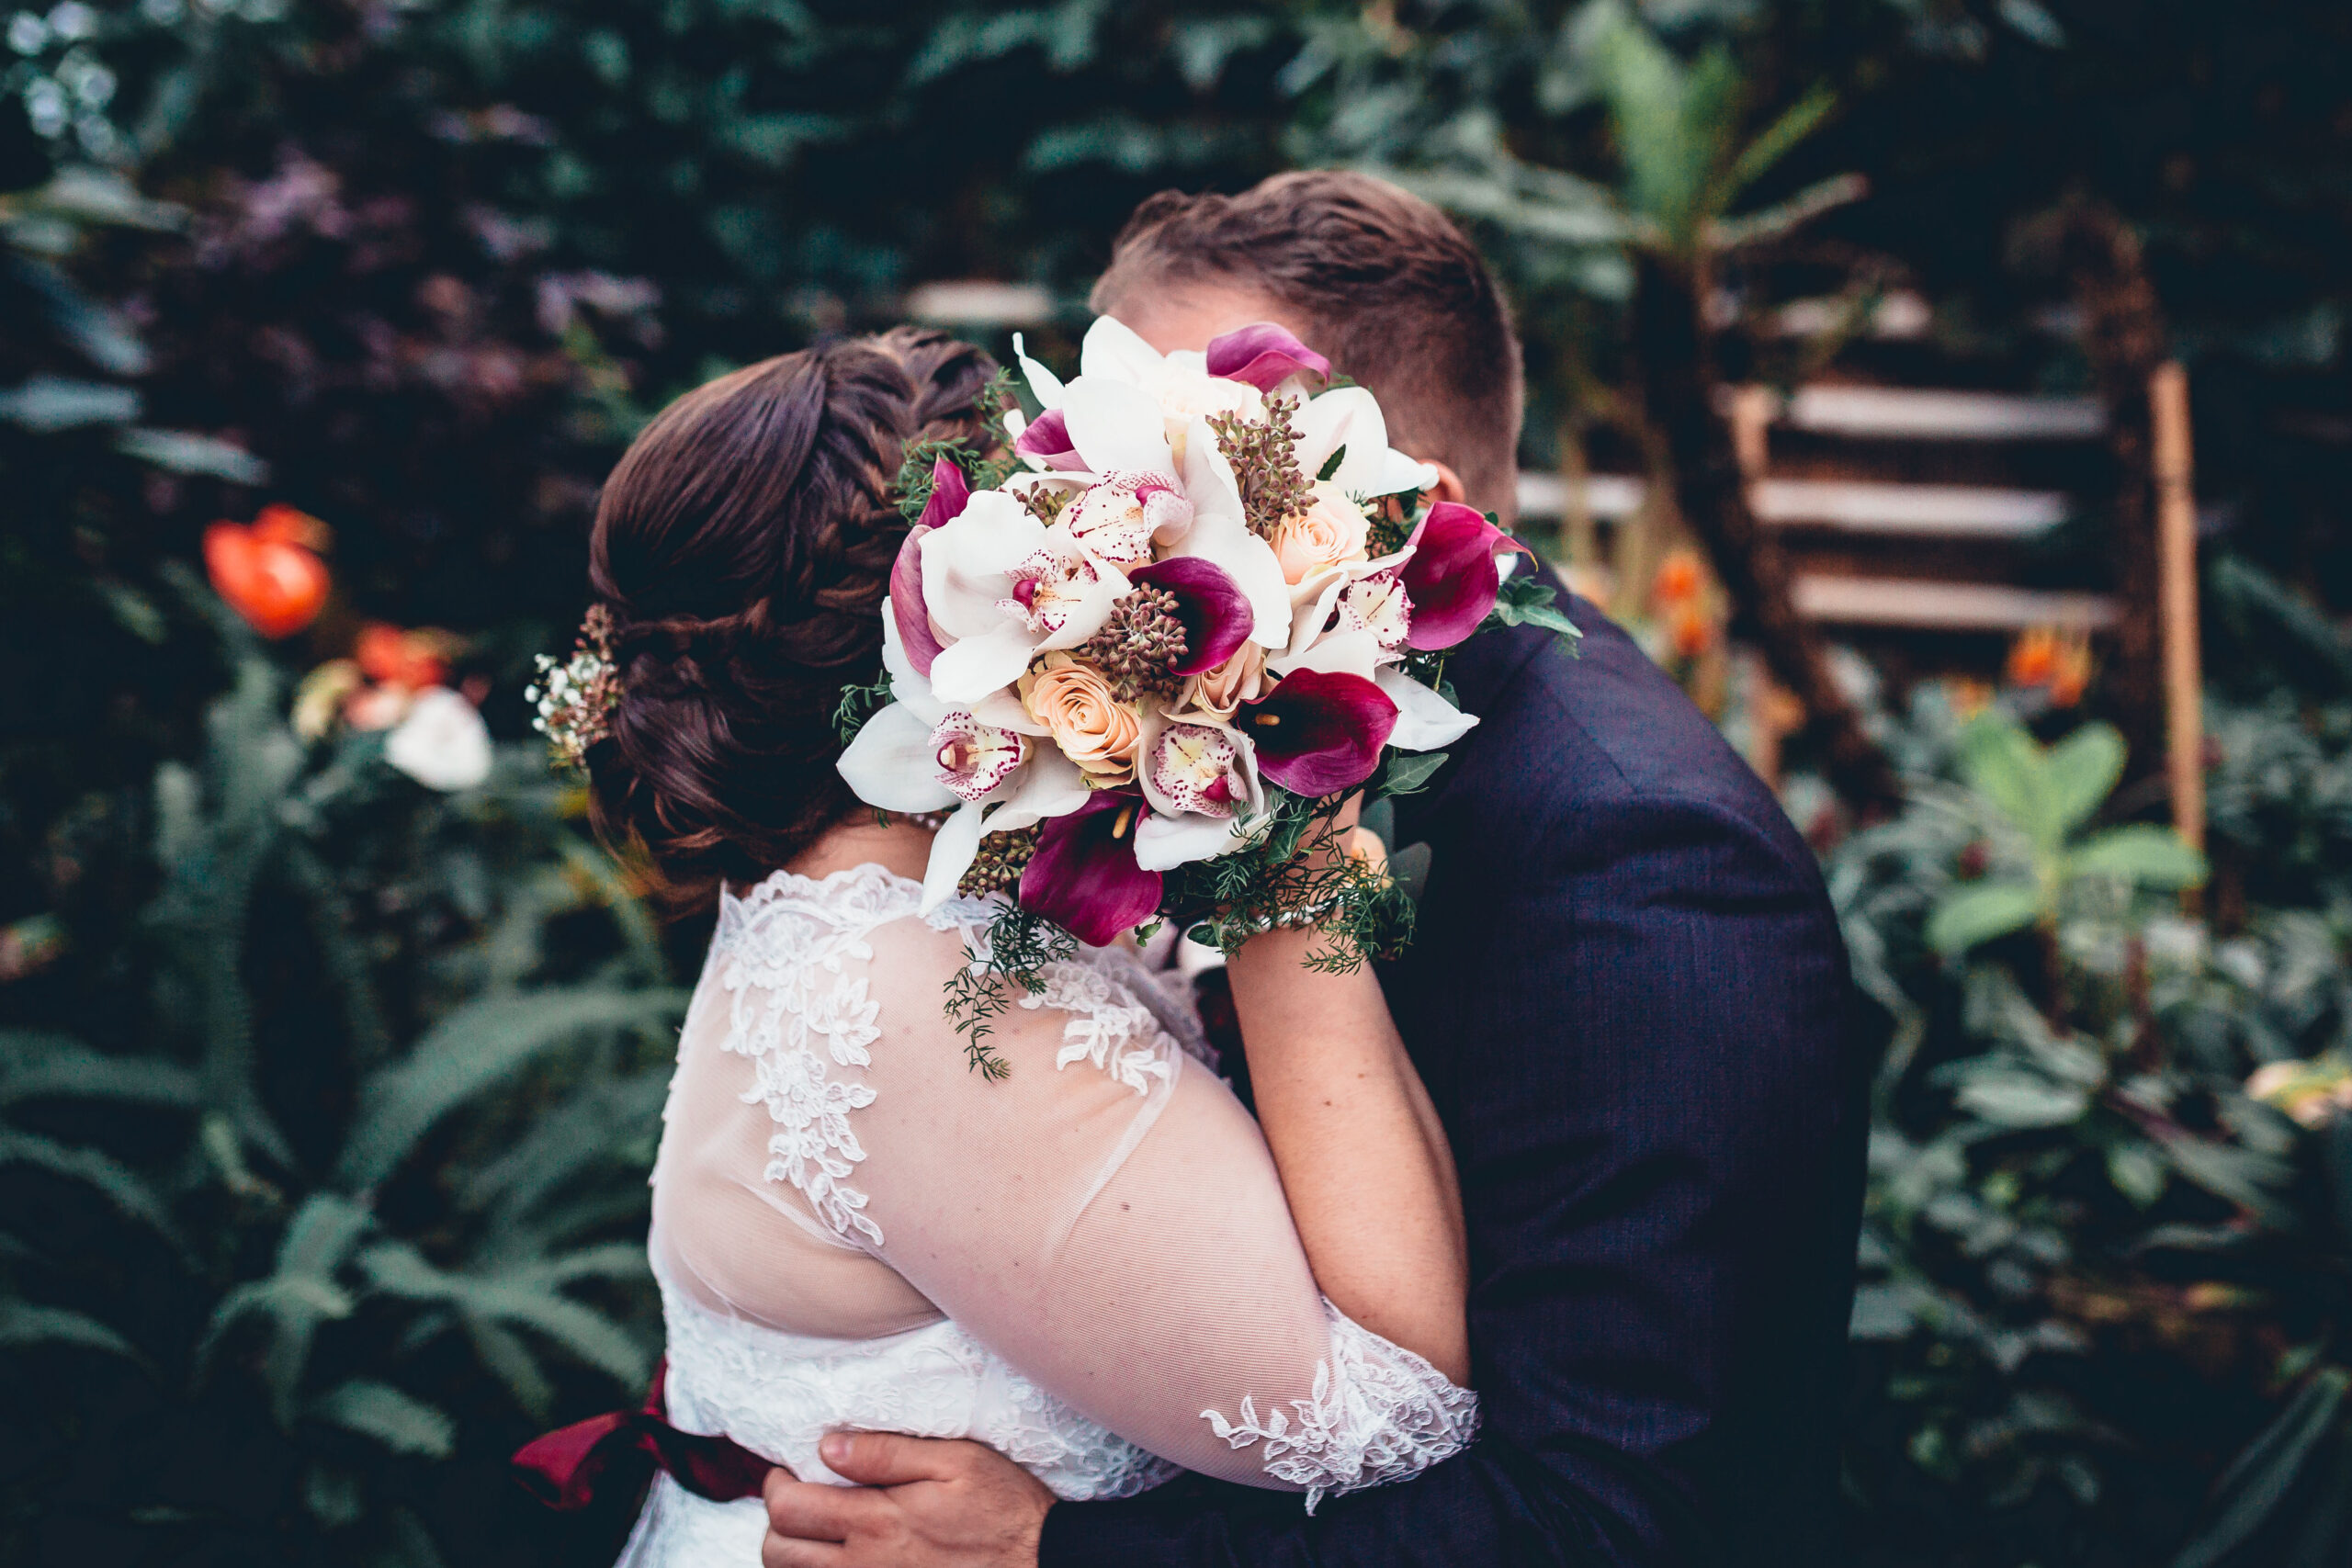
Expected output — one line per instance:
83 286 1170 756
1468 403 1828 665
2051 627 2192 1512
1414 458 1468 509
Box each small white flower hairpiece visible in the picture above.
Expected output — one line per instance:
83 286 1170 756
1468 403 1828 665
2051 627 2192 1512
527 604 622 772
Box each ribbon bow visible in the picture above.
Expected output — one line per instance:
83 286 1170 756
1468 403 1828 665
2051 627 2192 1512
512 1359 770 1510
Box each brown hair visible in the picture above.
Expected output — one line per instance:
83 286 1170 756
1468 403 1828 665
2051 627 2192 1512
1090 170 1523 516
584 327 997 908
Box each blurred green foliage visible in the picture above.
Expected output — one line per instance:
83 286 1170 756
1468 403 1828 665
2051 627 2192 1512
6 3 2352 1566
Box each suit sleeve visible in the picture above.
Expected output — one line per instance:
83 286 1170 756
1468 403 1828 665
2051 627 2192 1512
1039 781 1859 1568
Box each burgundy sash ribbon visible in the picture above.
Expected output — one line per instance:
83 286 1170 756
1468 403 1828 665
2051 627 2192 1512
512 1359 770 1510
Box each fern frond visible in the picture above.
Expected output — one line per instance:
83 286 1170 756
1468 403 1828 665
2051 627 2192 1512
335 987 687 1191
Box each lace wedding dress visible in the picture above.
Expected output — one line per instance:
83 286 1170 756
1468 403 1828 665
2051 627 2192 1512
616 864 1478 1567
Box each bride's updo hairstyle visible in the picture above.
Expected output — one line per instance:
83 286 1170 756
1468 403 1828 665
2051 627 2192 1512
584 326 998 908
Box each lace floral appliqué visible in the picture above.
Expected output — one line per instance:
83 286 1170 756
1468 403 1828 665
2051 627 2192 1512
1202 1297 1481 1512
714 865 1204 1245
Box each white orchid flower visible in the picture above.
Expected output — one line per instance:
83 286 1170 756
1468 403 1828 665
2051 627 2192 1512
1131 705 1267 872
1377 668 1480 752
838 619 1094 909
917 490 1130 705
385 687 492 792
920 749 1091 911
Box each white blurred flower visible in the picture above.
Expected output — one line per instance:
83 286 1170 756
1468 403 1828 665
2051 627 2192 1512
385 687 492 792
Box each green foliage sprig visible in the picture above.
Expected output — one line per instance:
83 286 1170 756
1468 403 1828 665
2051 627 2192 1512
893 365 1022 527
942 901 1080 1080
832 670 896 747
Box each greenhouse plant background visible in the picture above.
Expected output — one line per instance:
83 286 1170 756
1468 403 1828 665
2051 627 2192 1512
6 1 2352 1564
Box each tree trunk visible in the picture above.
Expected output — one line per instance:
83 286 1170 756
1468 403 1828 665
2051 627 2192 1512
2052 197 2170 782
1629 249 1902 813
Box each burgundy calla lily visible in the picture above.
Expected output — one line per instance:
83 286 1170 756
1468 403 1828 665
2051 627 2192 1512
1238 670 1397 796
1398 502 1532 651
1012 408 1088 470
917 455 970 532
890 525 944 676
892 457 973 677
1019 792 1164 947
1204 322 1330 392
1126 557 1254 676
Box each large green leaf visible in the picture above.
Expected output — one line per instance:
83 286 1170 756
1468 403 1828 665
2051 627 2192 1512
0 1129 180 1245
1926 880 2041 955
1953 1070 2090 1129
2174 1367 2349 1568
2043 724 2126 839
459 1067 668 1234
311 1380 455 1459
2070 826 2208 891
360 1241 650 1390
1724 82 1837 202
0 1032 201 1109
0 1301 143 1363
1958 716 2051 847
335 987 685 1190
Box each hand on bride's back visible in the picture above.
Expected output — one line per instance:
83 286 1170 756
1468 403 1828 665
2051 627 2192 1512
760 1435 1050 1568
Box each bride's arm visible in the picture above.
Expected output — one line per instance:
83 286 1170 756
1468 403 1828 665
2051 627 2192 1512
1225 926 1469 1383
826 912 1477 1502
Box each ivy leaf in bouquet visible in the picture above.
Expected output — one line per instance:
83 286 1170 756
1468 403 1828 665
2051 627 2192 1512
834 318 1579 1071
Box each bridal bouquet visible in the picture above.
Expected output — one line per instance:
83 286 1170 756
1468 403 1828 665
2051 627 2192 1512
834 317 1574 1055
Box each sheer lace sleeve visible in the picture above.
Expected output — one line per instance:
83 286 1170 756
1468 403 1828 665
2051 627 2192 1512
661 867 1476 1510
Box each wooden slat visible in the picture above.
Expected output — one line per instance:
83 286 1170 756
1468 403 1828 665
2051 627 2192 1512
1792 575 2120 631
2152 362 2205 859
903 280 1056 326
1516 472 1645 521
1516 473 2069 538
1731 386 2108 440
1753 479 2069 536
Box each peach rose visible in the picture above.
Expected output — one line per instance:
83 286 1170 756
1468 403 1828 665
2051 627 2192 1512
1268 480 1371 586
1021 652 1142 785
1178 641 1266 721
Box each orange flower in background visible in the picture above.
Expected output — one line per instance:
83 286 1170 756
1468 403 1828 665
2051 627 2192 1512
252 503 333 551
2007 626 2092 707
2007 626 2059 686
1654 547 1705 606
204 511 329 638
356 623 455 690
2047 651 2090 708
1668 602 1716 660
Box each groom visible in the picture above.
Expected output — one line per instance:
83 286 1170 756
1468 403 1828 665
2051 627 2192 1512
760 172 1867 1568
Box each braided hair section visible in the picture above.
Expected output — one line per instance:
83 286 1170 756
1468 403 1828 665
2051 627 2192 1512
583 327 998 908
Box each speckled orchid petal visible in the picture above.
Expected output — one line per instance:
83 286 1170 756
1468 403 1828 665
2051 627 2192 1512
1018 791 1164 946
1237 669 1397 796
1204 322 1330 393
1127 557 1255 677
1399 502 1533 651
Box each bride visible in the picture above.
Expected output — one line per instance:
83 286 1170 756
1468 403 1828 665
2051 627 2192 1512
570 324 1477 1564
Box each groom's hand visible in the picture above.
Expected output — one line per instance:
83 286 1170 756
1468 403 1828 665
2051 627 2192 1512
760 1433 1054 1568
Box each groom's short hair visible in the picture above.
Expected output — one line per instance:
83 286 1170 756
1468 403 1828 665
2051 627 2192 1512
1091 170 1523 516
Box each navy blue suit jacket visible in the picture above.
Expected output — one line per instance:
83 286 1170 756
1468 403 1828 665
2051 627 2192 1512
1038 592 1867 1567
